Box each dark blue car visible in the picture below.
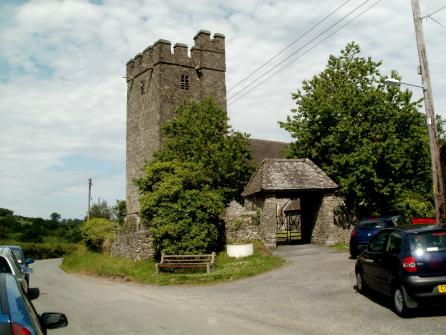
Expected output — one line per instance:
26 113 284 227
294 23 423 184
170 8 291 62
355 224 446 316
350 217 398 258
0 273 68 334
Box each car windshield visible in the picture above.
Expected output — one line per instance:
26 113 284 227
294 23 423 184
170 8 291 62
358 220 387 229
11 250 23 263
410 230 446 253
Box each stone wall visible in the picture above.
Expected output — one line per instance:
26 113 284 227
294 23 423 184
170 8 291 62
312 194 352 245
260 198 288 249
110 228 154 260
221 201 262 243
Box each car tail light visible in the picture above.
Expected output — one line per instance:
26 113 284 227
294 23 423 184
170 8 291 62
402 256 417 273
11 323 32 335
351 228 357 237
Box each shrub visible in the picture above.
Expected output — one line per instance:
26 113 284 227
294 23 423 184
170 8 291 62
80 218 116 251
393 192 435 224
137 161 225 256
0 241 78 259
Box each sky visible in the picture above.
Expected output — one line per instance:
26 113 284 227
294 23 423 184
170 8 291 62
0 0 445 219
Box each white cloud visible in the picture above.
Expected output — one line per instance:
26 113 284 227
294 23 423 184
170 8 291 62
1 0 445 217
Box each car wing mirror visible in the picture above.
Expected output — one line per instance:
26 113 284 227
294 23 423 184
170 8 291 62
40 313 68 330
27 287 40 300
26 258 34 265
21 267 33 275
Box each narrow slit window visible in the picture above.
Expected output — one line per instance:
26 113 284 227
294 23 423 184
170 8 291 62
180 74 189 90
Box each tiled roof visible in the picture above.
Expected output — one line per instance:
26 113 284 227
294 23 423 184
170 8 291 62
242 158 338 197
248 139 288 163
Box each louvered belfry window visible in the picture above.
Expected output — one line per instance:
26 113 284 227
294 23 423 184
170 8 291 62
180 74 189 90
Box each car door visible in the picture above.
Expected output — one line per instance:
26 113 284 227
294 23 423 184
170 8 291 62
379 231 403 296
361 230 391 292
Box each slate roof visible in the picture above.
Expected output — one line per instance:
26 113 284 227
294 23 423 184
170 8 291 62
242 159 338 197
247 138 288 163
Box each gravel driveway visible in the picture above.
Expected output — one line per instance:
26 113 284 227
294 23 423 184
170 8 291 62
32 244 446 335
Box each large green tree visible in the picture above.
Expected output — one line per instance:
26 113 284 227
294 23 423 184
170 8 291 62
137 161 225 255
280 42 433 218
154 97 254 203
137 98 253 254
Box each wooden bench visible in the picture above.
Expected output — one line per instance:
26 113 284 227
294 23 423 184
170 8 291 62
155 252 216 274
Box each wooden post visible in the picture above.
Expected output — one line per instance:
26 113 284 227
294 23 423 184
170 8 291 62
411 0 445 224
87 178 92 221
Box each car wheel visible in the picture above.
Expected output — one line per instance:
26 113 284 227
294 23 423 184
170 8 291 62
350 248 358 259
356 271 367 293
393 286 411 317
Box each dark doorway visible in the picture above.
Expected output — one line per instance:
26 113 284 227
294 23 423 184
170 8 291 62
275 193 322 245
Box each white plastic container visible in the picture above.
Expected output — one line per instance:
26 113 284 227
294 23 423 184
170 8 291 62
226 243 254 258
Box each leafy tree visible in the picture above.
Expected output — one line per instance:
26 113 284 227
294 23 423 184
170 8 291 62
112 200 126 224
49 212 61 223
81 218 116 251
280 42 432 217
154 97 254 203
89 198 112 220
0 208 13 217
137 161 225 255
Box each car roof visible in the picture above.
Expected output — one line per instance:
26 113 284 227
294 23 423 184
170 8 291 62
386 224 446 234
0 246 22 250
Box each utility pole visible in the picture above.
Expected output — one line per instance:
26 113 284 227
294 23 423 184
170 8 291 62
87 178 92 221
411 0 445 224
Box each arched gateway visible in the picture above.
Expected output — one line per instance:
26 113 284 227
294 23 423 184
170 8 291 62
241 158 340 248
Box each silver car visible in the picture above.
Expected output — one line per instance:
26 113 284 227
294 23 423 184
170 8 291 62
0 246 29 293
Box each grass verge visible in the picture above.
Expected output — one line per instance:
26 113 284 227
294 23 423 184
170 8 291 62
61 242 284 286
330 242 349 251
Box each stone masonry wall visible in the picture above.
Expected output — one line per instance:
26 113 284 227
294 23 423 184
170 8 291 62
312 194 352 245
110 228 154 260
221 201 262 243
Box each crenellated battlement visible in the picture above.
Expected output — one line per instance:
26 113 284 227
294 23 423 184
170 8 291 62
126 30 225 80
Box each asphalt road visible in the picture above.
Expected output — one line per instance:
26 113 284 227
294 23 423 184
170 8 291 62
32 245 446 335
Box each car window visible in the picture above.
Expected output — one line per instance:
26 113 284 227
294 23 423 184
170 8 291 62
0 257 12 274
11 250 24 264
386 231 402 254
410 230 446 253
368 231 390 252
358 220 386 229
8 252 21 270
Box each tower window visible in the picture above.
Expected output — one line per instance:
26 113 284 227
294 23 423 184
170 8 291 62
140 80 145 94
180 74 189 90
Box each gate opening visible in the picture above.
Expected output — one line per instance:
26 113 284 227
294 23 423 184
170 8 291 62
276 199 302 245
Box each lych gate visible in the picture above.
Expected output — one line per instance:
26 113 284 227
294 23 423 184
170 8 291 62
276 199 302 244
242 159 340 248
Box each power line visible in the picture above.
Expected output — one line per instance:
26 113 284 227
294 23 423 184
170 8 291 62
227 0 354 93
227 0 373 102
94 165 126 185
93 162 126 182
4 161 126 205
426 4 446 17
229 0 384 106
427 15 446 29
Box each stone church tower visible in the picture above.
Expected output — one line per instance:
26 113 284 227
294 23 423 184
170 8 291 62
125 30 227 228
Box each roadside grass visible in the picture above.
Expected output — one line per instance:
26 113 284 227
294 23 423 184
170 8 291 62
60 242 284 286
330 242 349 251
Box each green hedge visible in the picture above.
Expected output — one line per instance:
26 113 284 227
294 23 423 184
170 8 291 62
0 241 78 259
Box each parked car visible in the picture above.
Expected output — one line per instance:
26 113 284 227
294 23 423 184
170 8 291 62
0 273 68 334
0 247 29 294
1 245 34 286
349 216 398 258
355 224 446 316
